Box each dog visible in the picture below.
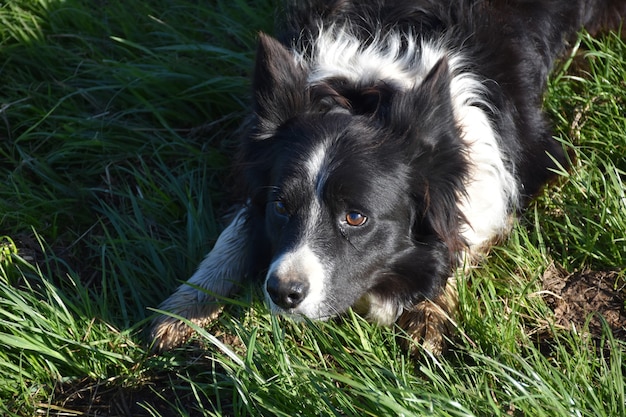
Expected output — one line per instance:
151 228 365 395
150 0 625 355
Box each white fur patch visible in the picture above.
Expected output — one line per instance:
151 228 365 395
358 293 404 326
305 142 331 199
456 107 518 251
303 28 437 88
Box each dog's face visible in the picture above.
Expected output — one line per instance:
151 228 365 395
243 34 469 321
261 113 417 319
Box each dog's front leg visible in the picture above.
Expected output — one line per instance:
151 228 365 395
397 277 459 356
150 206 253 352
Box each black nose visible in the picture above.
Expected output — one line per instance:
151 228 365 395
266 274 309 310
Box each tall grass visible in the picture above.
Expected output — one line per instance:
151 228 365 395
1 1 624 416
542 32 626 268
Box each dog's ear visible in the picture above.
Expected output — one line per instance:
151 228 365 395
391 57 468 257
253 33 307 136
388 57 456 142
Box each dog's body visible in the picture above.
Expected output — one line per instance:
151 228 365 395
151 0 625 354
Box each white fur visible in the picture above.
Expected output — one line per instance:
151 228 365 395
359 293 404 325
303 28 433 88
306 141 331 199
456 106 518 251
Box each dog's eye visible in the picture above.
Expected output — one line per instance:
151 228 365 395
272 201 288 216
345 211 367 226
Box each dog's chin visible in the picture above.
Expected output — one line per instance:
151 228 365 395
266 299 337 322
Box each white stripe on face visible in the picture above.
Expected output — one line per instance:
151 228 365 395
305 142 331 199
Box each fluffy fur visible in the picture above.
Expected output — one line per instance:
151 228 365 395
151 0 625 354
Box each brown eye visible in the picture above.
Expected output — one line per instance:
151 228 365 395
273 201 288 216
345 211 367 226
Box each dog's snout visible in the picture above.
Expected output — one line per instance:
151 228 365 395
266 274 310 310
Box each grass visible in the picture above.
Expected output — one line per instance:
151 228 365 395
1 1 625 415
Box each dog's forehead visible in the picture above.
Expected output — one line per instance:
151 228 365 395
273 127 408 210
291 114 390 165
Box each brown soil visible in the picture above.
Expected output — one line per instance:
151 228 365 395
542 263 626 341
45 378 190 417
43 370 221 417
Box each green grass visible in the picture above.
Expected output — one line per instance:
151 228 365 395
1 1 625 415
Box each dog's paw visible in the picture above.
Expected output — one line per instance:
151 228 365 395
150 288 224 352
397 278 458 356
150 305 223 352
397 300 451 356
151 314 194 353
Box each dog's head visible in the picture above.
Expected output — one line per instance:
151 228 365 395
242 33 468 321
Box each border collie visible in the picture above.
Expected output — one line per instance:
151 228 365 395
150 0 625 354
